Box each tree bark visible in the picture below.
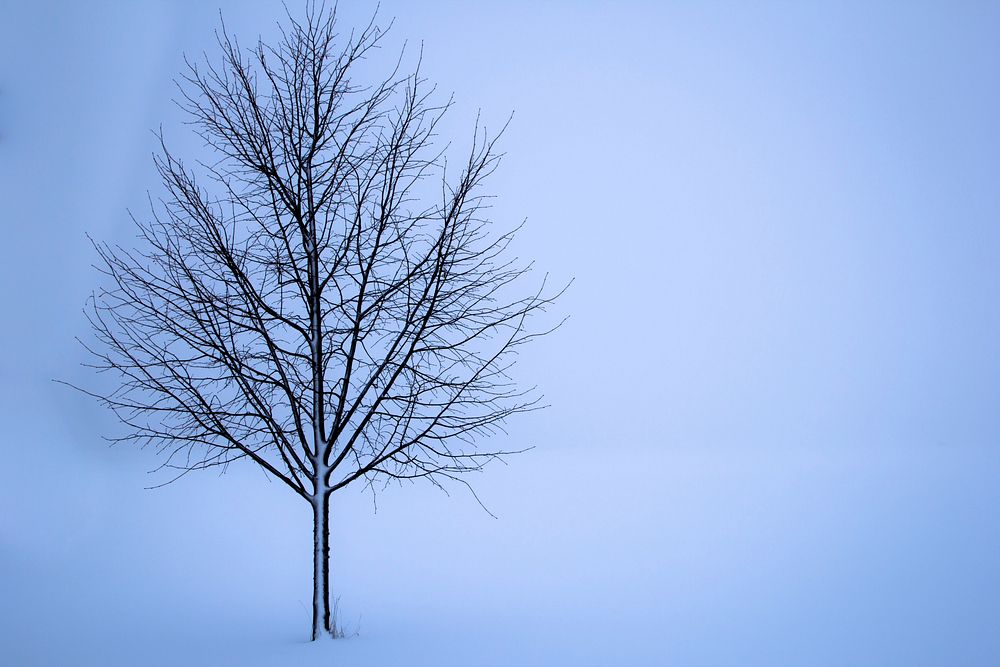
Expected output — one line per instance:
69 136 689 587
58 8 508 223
312 491 332 639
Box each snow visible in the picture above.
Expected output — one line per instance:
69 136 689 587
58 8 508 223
3 377 1000 665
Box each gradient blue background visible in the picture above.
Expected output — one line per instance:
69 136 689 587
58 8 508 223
2 2 999 665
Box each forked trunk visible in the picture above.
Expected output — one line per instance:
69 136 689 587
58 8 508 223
312 491 332 640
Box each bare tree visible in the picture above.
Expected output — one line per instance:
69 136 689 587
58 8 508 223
75 5 561 640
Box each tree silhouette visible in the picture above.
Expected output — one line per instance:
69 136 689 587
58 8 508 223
77 5 561 640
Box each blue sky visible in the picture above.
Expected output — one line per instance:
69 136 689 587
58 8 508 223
2 2 1000 665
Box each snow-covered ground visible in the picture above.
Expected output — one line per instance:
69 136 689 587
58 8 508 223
4 376 1000 666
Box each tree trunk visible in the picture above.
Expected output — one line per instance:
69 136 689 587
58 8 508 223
312 491 332 640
